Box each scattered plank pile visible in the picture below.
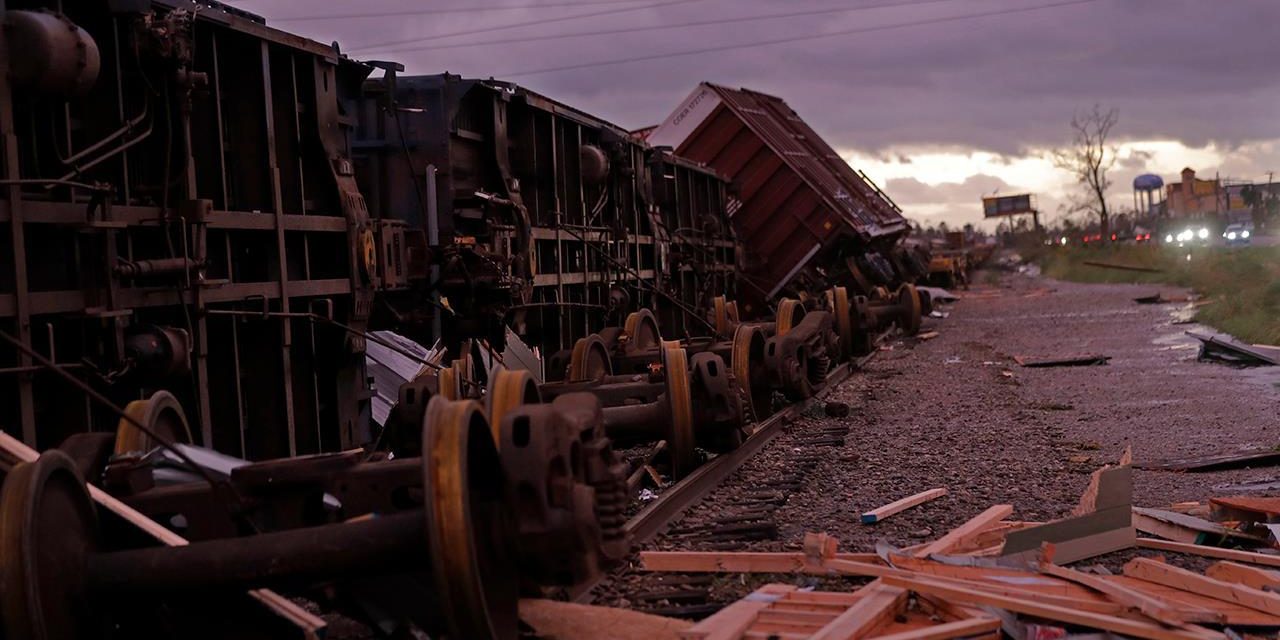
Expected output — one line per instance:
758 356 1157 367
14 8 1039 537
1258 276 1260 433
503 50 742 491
639 453 1280 639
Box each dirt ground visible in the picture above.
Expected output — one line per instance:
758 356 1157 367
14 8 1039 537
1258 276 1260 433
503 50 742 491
593 268 1280 611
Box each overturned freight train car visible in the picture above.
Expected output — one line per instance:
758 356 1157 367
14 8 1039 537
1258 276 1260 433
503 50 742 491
0 0 380 456
353 72 738 365
647 83 923 315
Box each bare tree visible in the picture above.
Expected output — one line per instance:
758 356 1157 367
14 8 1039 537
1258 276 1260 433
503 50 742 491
1053 105 1118 241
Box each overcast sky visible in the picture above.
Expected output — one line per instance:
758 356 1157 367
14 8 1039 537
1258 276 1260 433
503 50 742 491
237 0 1280 229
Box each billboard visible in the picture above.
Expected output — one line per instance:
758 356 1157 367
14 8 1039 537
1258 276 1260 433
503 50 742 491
982 194 1036 218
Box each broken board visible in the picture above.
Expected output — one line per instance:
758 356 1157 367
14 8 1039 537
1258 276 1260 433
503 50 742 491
1137 450 1280 472
1014 354 1111 368
1002 466 1134 564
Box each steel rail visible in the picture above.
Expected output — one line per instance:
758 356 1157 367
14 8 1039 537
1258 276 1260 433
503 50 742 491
570 342 880 602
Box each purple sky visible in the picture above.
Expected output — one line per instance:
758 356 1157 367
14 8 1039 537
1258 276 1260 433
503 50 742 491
237 0 1280 228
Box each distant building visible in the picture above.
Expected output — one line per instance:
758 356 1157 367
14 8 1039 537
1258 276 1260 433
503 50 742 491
1165 167 1223 220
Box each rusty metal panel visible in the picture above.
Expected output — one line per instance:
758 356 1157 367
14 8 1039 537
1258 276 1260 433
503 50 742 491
650 83 908 298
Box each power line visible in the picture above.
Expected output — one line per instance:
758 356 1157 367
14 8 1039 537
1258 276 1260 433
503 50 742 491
346 0 702 53
269 0 652 23
362 0 978 56
496 0 1100 77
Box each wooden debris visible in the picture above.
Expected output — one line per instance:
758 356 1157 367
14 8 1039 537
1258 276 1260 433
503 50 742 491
1134 293 1192 304
1073 446 1132 516
1039 557 1223 626
1082 260 1163 273
917 504 1013 557
1205 561 1280 591
1137 538 1280 568
680 584 796 640
1136 449 1280 472
646 500 1280 640
880 573 1223 640
1210 495 1280 523
861 488 948 524
680 581 999 640
1004 464 1134 564
915 331 940 341
810 584 907 640
1186 331 1280 366
1132 507 1265 545
1014 354 1111 367
520 599 690 640
1124 557 1280 616
868 617 1001 640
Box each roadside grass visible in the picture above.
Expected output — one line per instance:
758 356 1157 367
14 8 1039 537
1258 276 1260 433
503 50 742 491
1035 244 1280 345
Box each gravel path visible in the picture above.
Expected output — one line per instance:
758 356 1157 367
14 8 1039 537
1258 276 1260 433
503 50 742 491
592 269 1280 614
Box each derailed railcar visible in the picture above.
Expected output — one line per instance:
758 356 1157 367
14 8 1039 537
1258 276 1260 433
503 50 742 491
0 0 378 456
646 148 738 340
0 7 636 639
353 72 737 361
648 83 914 314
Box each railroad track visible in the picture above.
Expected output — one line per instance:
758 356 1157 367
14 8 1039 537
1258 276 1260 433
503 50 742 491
571 345 878 602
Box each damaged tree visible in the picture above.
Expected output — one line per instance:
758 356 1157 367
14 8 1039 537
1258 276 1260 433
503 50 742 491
1054 105 1119 242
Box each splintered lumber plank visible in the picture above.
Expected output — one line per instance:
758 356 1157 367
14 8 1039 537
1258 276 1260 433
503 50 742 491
950 520 1040 554
1040 561 1223 625
0 431 327 637
823 560 1124 615
1136 538 1280 568
681 584 796 640
519 599 691 640
1111 576 1280 627
868 616 1001 640
809 584 907 640
1124 557 1280 616
879 555 1104 599
880 574 1225 640
915 504 1014 557
640 551 879 574
861 488 948 524
1205 561 1280 591
1133 507 1265 544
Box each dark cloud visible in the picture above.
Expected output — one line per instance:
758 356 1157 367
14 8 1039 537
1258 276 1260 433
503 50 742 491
239 0 1280 225
242 0 1280 153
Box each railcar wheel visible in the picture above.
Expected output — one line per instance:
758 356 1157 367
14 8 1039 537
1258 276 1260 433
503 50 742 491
661 346 698 479
831 287 854 362
713 296 730 337
623 309 661 353
0 451 103 640
775 298 804 337
731 325 771 420
850 295 876 357
438 357 473 401
486 369 541 443
114 390 193 455
422 398 519 640
568 335 612 382
712 297 740 338
898 283 923 336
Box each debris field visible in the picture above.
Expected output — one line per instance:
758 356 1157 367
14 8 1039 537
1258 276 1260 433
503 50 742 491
579 271 1280 639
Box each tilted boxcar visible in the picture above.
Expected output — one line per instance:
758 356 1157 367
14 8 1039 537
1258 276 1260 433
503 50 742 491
648 82 910 313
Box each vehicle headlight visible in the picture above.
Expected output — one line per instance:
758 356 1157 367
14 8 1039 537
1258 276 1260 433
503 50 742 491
1242 230 1251 238
1227 232 1237 240
1059 237 1067 245
1164 234 1173 243
1198 228 1209 239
